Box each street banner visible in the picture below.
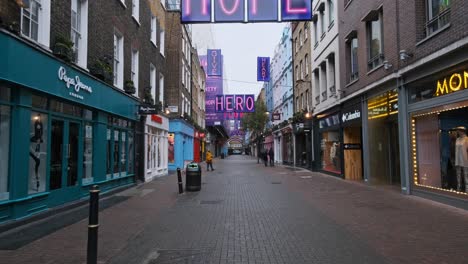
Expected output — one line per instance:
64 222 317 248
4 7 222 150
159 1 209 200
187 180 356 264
207 49 222 76
215 94 255 113
257 57 270 82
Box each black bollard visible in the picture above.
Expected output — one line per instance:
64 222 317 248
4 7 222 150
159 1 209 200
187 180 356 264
177 168 184 194
87 185 100 264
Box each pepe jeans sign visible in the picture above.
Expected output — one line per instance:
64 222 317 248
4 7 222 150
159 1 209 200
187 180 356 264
58 66 93 100
342 110 361 123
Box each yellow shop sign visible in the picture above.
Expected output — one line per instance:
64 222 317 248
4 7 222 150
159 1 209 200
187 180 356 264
435 70 468 97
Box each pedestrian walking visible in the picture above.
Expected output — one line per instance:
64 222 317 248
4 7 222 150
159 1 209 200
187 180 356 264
269 148 274 167
263 149 268 167
206 150 214 171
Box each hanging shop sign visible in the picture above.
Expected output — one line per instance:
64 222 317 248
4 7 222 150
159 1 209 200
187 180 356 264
207 49 222 76
138 104 159 115
257 57 270 82
168 106 179 113
215 94 255 113
272 113 281 121
434 70 468 97
181 0 312 23
58 66 93 100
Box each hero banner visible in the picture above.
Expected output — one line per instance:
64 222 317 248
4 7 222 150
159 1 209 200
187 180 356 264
215 95 255 113
182 0 312 23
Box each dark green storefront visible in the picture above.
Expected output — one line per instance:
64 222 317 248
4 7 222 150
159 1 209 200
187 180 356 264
0 31 138 223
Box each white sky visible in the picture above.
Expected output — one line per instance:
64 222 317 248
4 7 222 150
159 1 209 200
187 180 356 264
193 23 287 96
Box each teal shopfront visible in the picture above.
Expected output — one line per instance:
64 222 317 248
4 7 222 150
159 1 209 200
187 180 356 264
0 31 138 223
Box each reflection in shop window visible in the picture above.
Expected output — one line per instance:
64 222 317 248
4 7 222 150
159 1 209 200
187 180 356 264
128 132 134 174
412 102 468 195
120 131 127 176
114 130 120 175
29 112 48 194
168 133 175 163
0 105 11 200
320 131 341 174
106 128 112 179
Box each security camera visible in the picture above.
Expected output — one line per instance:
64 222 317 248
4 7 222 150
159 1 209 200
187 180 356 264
399 50 413 62
383 60 392 70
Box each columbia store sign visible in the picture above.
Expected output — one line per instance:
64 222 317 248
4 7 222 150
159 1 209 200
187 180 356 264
342 110 361 123
58 66 93 100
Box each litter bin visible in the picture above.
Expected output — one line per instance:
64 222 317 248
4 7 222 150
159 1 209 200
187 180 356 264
186 163 201 191
221 153 225 159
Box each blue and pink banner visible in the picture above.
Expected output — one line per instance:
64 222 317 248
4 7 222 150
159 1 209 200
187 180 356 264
200 55 224 126
207 49 222 76
215 94 255 113
181 0 312 23
257 57 270 82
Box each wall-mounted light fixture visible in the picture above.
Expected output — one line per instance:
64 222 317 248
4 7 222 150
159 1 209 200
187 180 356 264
383 60 393 70
399 50 413 62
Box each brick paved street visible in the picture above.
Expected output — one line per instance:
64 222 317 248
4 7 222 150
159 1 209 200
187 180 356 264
1 155 468 264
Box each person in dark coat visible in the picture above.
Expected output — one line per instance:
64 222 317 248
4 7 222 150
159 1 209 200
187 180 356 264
263 149 268 167
268 148 274 167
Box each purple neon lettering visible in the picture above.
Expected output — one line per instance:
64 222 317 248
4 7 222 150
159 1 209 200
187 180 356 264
246 96 254 111
236 95 244 111
219 0 241 15
216 96 224 111
184 0 191 15
251 0 258 14
286 0 307 14
226 96 234 111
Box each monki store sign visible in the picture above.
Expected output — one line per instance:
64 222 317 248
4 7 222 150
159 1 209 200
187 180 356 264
435 70 468 97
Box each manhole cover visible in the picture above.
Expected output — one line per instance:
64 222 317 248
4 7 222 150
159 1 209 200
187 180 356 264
200 200 222 205
271 182 282 184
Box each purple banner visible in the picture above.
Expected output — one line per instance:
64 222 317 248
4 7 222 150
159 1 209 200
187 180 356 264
214 0 245 22
207 49 222 76
215 94 255 113
200 55 224 126
257 57 270 81
248 0 278 22
281 0 312 21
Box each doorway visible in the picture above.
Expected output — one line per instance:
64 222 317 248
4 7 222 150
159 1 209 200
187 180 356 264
49 118 81 206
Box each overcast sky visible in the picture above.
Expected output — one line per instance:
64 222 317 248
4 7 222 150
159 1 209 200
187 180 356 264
193 23 287 97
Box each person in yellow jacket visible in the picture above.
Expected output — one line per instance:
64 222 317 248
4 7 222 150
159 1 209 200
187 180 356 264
206 150 214 171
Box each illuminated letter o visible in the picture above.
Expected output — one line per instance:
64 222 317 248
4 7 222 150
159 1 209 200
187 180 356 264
246 96 254 111
450 73 462 91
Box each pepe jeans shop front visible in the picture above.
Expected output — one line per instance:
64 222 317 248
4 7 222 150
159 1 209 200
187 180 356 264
405 64 468 204
0 32 138 223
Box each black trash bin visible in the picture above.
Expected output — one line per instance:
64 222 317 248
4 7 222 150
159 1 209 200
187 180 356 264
221 153 225 159
186 163 201 191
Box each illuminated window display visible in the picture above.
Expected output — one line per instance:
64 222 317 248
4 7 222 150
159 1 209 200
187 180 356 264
29 112 48 194
320 130 341 174
411 101 468 195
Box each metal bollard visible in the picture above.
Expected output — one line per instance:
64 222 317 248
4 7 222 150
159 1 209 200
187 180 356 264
87 185 100 264
177 168 184 194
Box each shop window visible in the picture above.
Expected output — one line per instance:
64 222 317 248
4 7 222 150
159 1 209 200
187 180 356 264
82 122 93 185
168 133 175 163
120 131 127 176
320 130 341 174
113 130 120 174
32 94 48 109
426 0 451 37
128 132 134 174
106 128 112 179
28 112 48 194
0 105 11 200
411 101 468 195
50 100 83 117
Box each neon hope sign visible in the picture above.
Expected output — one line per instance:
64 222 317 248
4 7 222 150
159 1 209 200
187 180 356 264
182 0 312 23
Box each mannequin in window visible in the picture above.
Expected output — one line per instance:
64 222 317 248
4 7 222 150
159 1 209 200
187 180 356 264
455 126 468 192
330 142 338 168
29 114 43 191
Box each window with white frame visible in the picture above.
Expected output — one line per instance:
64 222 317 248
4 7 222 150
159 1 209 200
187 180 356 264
181 95 185 114
151 16 157 45
132 0 139 22
181 61 185 86
320 11 325 36
71 0 88 68
349 37 359 82
295 65 299 81
300 60 304 79
150 64 156 102
328 0 335 27
313 21 318 45
426 0 451 36
304 22 309 40
294 37 298 53
305 54 309 76
113 31 124 88
21 0 51 46
159 74 164 107
305 90 309 110
160 30 165 56
131 50 139 96
182 37 185 55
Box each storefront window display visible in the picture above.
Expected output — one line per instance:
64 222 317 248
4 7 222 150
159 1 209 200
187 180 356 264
411 101 468 195
28 112 48 194
106 117 134 179
318 113 341 174
168 133 175 163
0 104 11 200
106 128 112 179
128 132 134 174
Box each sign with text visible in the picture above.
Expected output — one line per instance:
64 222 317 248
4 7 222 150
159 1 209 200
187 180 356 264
434 70 468 97
181 0 313 23
138 105 159 115
200 55 225 126
181 0 212 23
214 0 245 22
257 57 270 81
207 49 222 76
248 0 278 22
215 94 255 113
